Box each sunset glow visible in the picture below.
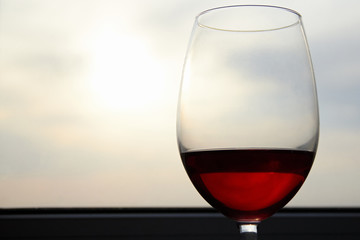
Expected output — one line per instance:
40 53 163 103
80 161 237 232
88 27 165 111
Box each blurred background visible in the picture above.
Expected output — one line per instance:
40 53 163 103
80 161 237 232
0 0 359 208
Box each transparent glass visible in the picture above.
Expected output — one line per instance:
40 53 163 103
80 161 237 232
177 5 319 239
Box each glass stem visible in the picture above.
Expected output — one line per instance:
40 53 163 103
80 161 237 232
238 223 258 240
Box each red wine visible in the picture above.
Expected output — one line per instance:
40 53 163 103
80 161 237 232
181 149 314 222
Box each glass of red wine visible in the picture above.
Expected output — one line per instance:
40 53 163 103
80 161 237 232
177 5 319 239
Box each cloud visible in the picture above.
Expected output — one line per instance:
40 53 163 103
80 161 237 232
0 0 360 208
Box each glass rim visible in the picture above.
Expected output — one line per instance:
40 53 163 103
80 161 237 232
196 5 302 32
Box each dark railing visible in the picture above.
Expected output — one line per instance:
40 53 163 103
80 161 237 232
1 208 360 239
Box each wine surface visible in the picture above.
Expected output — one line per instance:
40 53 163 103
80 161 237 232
181 149 314 222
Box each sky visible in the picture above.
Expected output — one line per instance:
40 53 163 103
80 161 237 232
0 0 359 208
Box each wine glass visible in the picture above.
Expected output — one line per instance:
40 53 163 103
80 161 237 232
177 5 319 239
